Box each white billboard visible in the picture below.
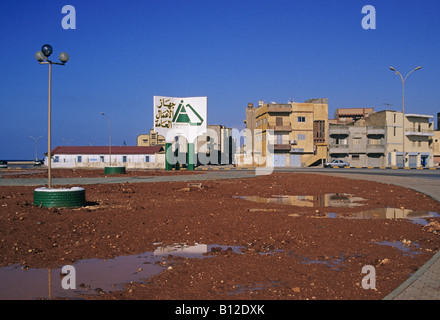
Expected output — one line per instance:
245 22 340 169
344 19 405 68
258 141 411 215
153 96 207 143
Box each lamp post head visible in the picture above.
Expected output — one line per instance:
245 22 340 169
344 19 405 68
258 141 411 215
59 52 69 63
35 51 45 62
41 44 53 57
389 67 396 72
415 66 422 71
100 112 105 116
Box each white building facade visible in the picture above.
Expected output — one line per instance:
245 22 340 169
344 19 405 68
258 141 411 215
45 146 165 169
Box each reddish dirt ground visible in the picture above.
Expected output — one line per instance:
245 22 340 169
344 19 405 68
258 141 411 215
0 170 439 300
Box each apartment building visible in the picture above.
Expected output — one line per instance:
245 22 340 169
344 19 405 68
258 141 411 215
328 121 386 167
328 110 434 167
137 129 165 147
429 112 440 166
195 124 235 165
252 99 328 167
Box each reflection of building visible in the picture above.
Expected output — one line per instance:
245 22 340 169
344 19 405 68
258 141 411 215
328 110 434 167
248 99 328 167
47 146 164 169
137 129 165 146
240 193 364 208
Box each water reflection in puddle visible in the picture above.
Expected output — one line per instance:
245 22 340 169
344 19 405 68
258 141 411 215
327 208 440 225
373 240 422 256
235 193 365 208
0 243 241 300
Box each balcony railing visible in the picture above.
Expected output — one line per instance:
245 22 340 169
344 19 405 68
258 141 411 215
405 128 434 136
366 143 385 154
328 144 349 154
329 126 349 136
267 125 292 131
366 127 385 136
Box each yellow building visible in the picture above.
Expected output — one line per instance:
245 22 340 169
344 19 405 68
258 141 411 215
137 129 165 147
431 130 440 166
253 99 328 167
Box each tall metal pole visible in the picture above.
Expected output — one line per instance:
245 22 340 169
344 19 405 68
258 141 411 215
389 66 421 168
30 136 42 160
48 62 52 188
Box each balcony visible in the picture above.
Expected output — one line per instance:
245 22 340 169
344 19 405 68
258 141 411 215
328 144 349 154
273 144 292 151
267 125 292 132
329 126 349 136
366 143 385 154
405 128 434 137
367 127 385 136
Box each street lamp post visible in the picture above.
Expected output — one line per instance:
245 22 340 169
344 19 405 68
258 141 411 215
35 44 69 188
389 66 421 168
30 136 43 161
100 112 112 165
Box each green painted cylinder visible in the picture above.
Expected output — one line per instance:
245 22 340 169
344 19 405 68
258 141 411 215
104 166 126 174
165 143 172 171
33 187 86 208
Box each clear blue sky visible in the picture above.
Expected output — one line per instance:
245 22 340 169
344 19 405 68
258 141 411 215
1 0 439 159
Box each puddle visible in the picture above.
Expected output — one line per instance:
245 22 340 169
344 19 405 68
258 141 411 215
0 243 242 300
327 208 440 225
220 281 281 295
235 193 365 208
373 240 422 256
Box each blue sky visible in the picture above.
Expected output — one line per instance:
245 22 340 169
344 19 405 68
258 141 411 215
1 0 439 159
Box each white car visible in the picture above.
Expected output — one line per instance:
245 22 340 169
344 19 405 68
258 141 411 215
324 159 350 168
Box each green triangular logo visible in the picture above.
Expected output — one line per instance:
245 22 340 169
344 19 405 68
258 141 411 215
172 100 204 126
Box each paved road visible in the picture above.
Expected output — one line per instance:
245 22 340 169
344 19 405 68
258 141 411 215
1 167 439 300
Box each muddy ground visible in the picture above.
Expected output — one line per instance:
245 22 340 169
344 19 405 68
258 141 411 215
0 169 439 300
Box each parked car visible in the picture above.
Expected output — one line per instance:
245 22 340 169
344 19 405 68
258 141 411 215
324 159 350 168
33 159 43 166
0 160 7 168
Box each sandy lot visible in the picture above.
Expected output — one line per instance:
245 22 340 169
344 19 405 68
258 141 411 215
0 169 439 300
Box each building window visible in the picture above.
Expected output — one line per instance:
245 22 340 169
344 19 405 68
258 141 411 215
54 156 59 163
122 156 127 163
77 156 82 163
297 116 306 123
352 154 360 160
353 138 361 145
145 156 150 162
297 134 306 140
393 127 396 136
100 156 104 162
276 117 283 126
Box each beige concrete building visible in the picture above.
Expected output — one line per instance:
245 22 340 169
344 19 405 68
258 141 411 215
365 110 434 167
430 113 440 166
250 98 328 167
137 129 165 147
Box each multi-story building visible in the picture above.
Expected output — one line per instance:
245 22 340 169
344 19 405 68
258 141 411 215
251 99 328 167
328 110 434 167
429 112 440 166
195 124 235 165
137 129 165 147
328 120 386 167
